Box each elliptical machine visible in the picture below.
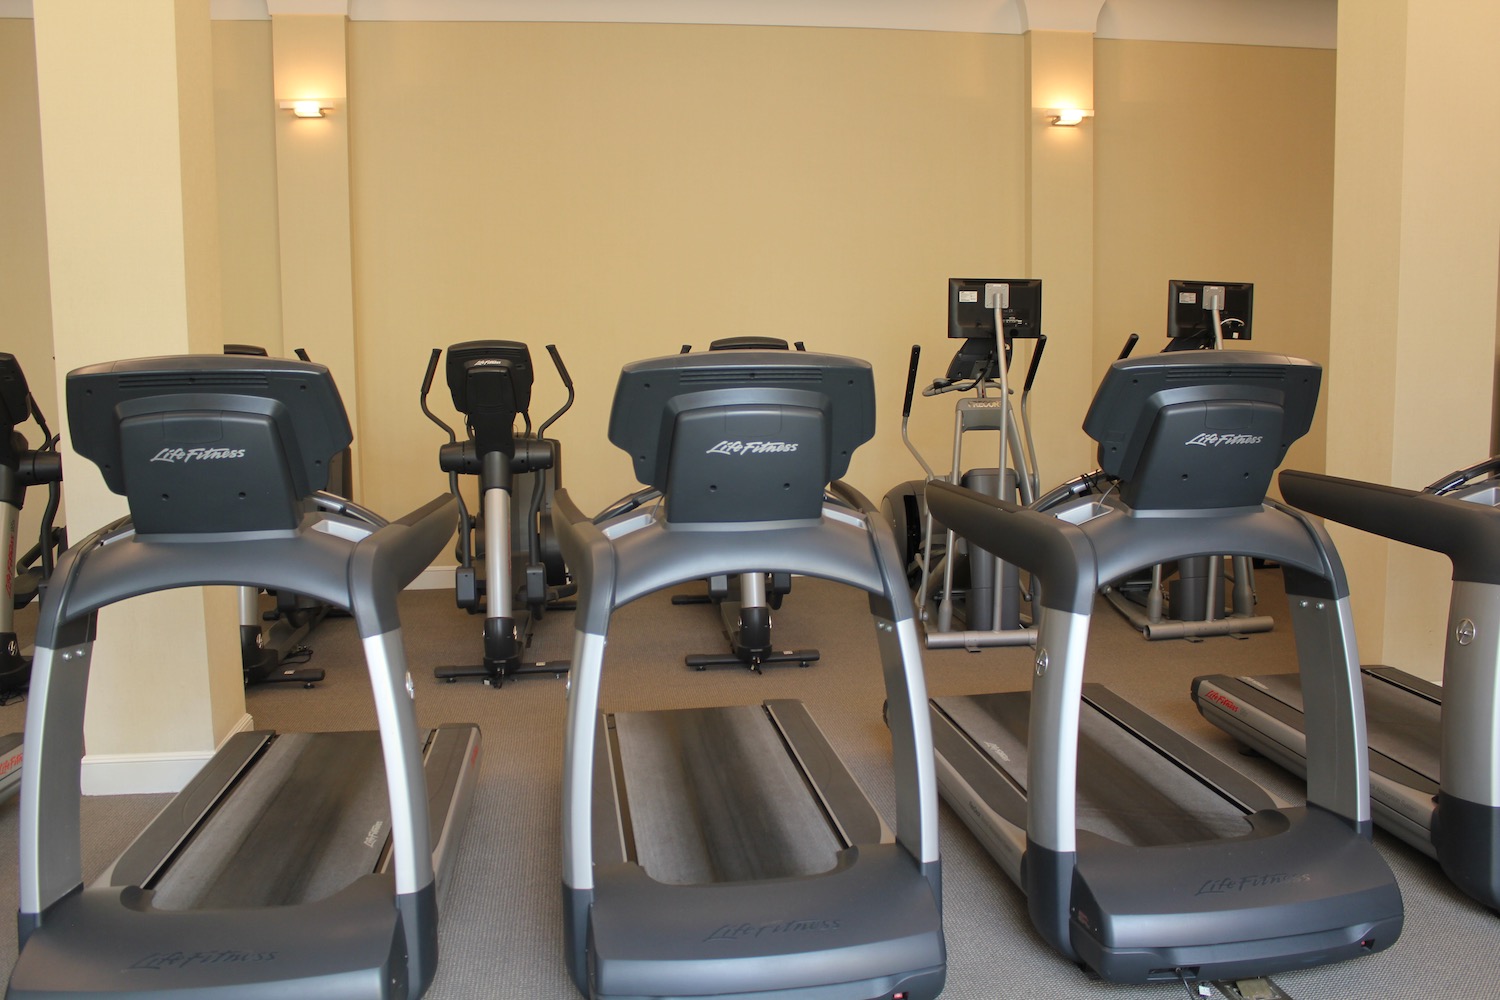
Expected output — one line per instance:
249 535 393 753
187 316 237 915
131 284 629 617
1080 280 1272 640
222 344 340 688
0 354 64 800
0 353 64 700
420 340 575 686
884 278 1046 650
670 336 819 672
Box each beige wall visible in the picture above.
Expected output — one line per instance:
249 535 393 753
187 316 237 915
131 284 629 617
5 19 1338 537
345 22 1029 517
212 20 282 353
1094 39 1336 477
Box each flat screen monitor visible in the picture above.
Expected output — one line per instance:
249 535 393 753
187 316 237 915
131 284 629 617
948 278 1042 341
1167 280 1253 347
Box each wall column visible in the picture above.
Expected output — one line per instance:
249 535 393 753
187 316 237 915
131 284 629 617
1327 0 1500 674
32 0 245 792
269 3 361 495
1022 5 1104 478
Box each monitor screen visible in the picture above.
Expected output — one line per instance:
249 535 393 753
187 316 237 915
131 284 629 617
1167 280 1253 346
948 278 1042 341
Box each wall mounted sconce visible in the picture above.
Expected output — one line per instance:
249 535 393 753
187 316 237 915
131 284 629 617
1047 108 1094 127
278 99 335 119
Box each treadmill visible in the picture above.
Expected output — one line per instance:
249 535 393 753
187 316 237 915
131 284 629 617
924 351 1403 984
1194 458 1500 909
552 349 946 999
8 356 480 999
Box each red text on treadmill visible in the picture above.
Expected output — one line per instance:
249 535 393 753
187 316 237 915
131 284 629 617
1203 689 1240 713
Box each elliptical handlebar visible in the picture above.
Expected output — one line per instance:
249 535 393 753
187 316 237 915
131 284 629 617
1023 334 1047 394
898 345 938 482
418 348 458 445
902 345 921 419
538 344 575 440
1118 333 1140 360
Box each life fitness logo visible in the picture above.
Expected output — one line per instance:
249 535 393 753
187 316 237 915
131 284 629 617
150 447 248 464
1202 688 1240 714
1185 433 1263 447
707 441 799 456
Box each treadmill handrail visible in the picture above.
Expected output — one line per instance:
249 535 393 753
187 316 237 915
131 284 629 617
1282 469 1500 585
927 477 1373 847
927 479 1350 608
350 494 459 638
29 497 456 648
553 485 941 893
925 480 1095 614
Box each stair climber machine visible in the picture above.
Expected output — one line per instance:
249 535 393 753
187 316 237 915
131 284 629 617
7 354 480 999
670 336 819 671
420 340 575 686
1080 280 1271 640
552 348 946 999
921 349 1403 985
1194 457 1500 909
884 278 1046 650
222 343 353 688
0 353 64 799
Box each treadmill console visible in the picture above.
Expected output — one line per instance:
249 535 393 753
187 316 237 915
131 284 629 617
68 355 352 535
609 350 876 524
445 340 534 458
1083 351 1321 511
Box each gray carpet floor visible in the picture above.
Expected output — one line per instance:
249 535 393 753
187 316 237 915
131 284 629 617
0 570 1496 998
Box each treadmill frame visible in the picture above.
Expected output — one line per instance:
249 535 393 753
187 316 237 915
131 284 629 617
553 486 945 999
924 470 1403 983
11 354 468 1000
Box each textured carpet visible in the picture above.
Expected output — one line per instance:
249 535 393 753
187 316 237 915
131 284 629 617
0 571 1496 998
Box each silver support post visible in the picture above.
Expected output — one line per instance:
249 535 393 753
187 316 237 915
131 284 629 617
485 487 511 621
1442 581 1500 807
1204 556 1222 622
1231 556 1257 617
562 630 608 891
937 406 965 633
362 630 434 896
1147 563 1164 624
741 571 767 610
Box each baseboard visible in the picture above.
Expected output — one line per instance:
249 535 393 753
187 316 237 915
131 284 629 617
409 565 455 591
82 712 255 796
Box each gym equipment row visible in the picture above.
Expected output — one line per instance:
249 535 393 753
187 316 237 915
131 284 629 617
5 279 1493 996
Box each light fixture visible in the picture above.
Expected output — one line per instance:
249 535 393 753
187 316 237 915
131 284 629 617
1047 108 1094 127
279 99 334 119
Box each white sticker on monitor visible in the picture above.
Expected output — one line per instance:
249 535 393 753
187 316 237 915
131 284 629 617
1178 291 1198 304
959 290 979 303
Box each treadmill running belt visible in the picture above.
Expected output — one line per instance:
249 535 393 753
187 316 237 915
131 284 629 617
1249 672 1442 782
611 706 842 885
938 692 1252 846
149 731 391 910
